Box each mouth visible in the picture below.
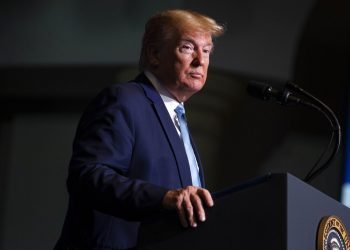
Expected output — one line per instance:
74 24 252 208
189 72 203 79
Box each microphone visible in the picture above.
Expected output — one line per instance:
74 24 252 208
247 80 341 183
247 80 301 105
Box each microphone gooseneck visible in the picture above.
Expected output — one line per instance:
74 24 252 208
247 80 341 183
286 82 341 182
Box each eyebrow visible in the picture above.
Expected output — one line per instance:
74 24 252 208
179 38 213 48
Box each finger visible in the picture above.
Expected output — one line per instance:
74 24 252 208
177 204 189 228
190 193 206 222
197 188 214 207
182 191 197 227
172 192 188 228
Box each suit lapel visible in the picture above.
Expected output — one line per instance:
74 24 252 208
136 74 193 187
190 137 205 187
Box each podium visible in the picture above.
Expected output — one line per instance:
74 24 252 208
137 173 350 249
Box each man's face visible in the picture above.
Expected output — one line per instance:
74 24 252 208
153 30 213 102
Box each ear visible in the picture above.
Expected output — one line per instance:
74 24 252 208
147 46 160 67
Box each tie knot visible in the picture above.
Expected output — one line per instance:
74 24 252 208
174 104 185 116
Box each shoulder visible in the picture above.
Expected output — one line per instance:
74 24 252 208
91 75 152 109
79 74 157 123
76 79 147 133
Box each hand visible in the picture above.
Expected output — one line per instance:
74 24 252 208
162 186 214 228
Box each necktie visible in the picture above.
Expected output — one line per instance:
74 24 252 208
174 104 202 187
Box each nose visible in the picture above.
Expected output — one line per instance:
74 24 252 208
191 50 205 67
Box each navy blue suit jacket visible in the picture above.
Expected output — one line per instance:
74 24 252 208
54 74 204 250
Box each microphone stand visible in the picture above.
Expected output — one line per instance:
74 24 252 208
285 82 342 182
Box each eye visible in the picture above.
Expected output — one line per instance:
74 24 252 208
203 47 212 55
179 43 194 54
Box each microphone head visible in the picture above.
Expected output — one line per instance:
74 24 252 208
247 80 303 106
247 80 274 101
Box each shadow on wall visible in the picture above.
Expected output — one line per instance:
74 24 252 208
1 1 350 249
292 0 350 197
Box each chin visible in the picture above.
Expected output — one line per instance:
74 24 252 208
189 81 205 92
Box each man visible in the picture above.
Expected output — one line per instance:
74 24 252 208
55 9 224 250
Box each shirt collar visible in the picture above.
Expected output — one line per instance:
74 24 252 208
144 70 182 108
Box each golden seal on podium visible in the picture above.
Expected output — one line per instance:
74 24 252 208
317 215 350 250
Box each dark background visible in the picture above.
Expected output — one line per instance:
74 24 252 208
1 0 350 249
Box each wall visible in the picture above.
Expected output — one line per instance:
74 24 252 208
4 0 349 249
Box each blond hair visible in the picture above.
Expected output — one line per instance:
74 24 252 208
139 9 225 70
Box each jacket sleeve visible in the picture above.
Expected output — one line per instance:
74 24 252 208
67 86 169 221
